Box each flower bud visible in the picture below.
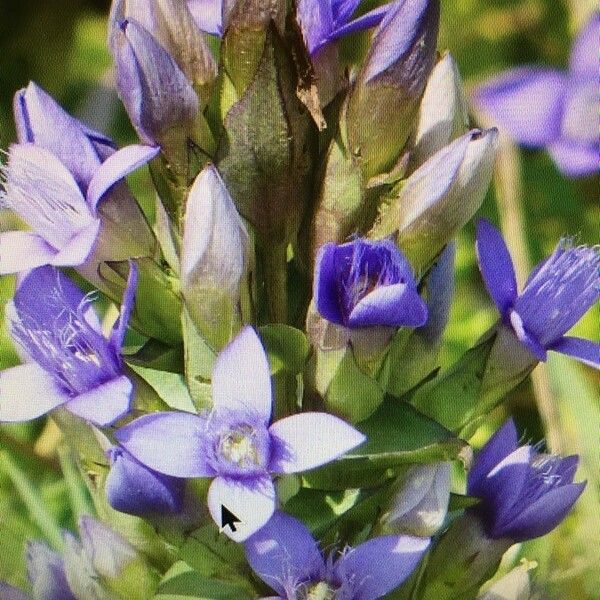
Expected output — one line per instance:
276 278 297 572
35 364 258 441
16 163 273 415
26 541 76 600
109 0 217 95
477 562 535 600
181 164 250 350
379 462 451 537
409 52 469 170
111 18 199 148
371 128 498 270
347 0 440 178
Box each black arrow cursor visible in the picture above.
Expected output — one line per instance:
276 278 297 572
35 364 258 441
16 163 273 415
220 505 241 533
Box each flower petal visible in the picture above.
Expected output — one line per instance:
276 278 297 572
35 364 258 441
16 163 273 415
500 482 586 542
297 0 334 54
475 219 518 316
349 284 428 328
335 535 430 600
105 447 185 517
0 364 68 422
115 412 215 477
473 68 567 146
569 13 600 78
269 412 366 474
244 511 325 596
0 231 58 274
550 336 600 369
109 261 138 352
547 138 599 178
329 5 389 43
49 219 101 267
187 0 223 36
26 540 76 600
211 326 273 423
66 375 132 426
0 583 31 600
468 419 519 495
87 144 160 211
313 243 345 326
207 476 275 542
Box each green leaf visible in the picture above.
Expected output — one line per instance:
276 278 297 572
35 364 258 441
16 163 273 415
304 400 465 489
128 364 197 414
124 339 184 373
259 324 310 375
154 561 254 600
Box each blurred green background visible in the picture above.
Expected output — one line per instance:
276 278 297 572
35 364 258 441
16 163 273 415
0 0 598 598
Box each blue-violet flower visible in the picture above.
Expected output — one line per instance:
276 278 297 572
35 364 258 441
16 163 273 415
115 326 366 541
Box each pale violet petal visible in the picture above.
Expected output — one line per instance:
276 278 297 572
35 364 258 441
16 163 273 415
66 375 132 426
0 231 58 274
207 475 275 542
211 326 273 423
269 412 366 474
49 220 101 267
0 364 68 422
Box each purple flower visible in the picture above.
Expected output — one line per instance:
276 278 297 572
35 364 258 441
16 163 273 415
473 13 599 177
105 446 186 517
297 0 390 56
0 265 137 426
115 326 366 541
245 510 430 599
468 419 586 542
314 238 428 329
26 541 76 600
0 83 159 274
187 0 223 36
110 18 198 146
476 219 600 369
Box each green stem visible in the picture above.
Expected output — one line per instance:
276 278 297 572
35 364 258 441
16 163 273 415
261 242 288 323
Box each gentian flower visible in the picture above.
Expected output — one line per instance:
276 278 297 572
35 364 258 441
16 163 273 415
473 13 599 177
297 0 390 56
476 219 600 368
245 510 430 599
105 446 186 518
314 238 428 329
115 326 366 541
188 0 223 36
0 82 158 274
0 264 137 426
467 419 586 542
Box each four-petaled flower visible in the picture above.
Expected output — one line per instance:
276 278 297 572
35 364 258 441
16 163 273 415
297 0 390 56
476 218 600 369
467 419 586 542
245 510 430 599
473 13 599 177
115 326 366 541
314 238 428 329
0 264 137 426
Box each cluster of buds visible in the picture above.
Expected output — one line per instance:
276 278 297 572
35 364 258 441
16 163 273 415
0 1 597 599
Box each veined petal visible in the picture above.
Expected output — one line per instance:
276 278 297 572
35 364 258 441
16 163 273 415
569 13 600 79
0 364 68 422
475 219 518 316
207 476 275 542
211 327 273 423
0 231 58 274
468 419 519 495
335 535 430 600
329 4 388 43
49 219 101 267
313 243 345 326
473 67 567 146
297 0 334 54
349 284 428 328
13 82 102 188
3 144 94 249
269 412 366 474
244 511 325 596
115 412 214 477
66 375 132 426
109 261 138 352
550 336 600 369
500 482 586 542
87 144 160 211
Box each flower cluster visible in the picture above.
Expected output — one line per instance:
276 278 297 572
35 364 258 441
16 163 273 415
0 0 597 599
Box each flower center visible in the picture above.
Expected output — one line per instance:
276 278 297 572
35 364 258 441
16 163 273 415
298 581 336 600
219 426 262 467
